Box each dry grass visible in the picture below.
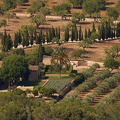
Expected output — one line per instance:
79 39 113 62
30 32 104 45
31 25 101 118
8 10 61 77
0 0 119 63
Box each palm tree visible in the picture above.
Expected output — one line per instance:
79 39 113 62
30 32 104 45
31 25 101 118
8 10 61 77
52 47 69 78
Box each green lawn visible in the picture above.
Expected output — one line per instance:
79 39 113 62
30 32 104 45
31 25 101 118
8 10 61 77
48 76 74 81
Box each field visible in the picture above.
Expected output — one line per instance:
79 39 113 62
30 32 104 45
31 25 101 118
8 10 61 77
44 80 70 93
0 0 120 105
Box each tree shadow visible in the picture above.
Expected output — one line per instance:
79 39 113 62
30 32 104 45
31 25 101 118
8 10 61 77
47 19 59 22
11 21 19 23
22 3 30 6
79 22 92 25
106 2 115 5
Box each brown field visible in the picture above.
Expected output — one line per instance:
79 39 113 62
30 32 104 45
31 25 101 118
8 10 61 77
0 0 119 62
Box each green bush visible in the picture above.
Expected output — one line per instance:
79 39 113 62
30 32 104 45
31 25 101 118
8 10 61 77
32 89 38 96
0 52 10 60
92 63 100 68
14 88 25 95
25 89 31 94
44 46 54 56
12 48 25 56
74 73 84 85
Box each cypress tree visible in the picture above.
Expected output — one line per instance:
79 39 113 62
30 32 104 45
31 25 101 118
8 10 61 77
74 24 78 41
49 29 52 42
84 28 88 39
87 28 91 38
58 27 60 39
30 33 34 45
113 25 116 38
79 25 82 41
55 27 58 38
116 23 120 37
71 26 74 42
34 30 37 41
108 21 112 38
46 31 49 43
51 26 55 39
39 29 43 44
22 36 25 47
7 34 12 50
64 27 69 42
18 31 22 44
36 35 39 44
25 35 29 46
14 33 18 48
42 33 45 44
92 22 96 33
36 44 44 65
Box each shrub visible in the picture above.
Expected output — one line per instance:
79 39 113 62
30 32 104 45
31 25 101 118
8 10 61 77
0 52 10 60
92 63 100 68
25 89 31 94
12 48 25 56
32 89 38 96
44 46 54 56
74 73 84 85
14 88 25 95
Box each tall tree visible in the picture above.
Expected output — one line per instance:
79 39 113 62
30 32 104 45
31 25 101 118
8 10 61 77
31 15 45 28
36 44 44 65
51 47 69 78
106 7 119 20
78 25 83 41
0 54 28 87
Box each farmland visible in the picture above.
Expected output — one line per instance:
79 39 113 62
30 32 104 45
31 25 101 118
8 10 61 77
44 80 71 93
0 0 120 119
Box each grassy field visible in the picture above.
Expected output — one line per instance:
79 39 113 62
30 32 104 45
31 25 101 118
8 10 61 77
48 76 74 81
